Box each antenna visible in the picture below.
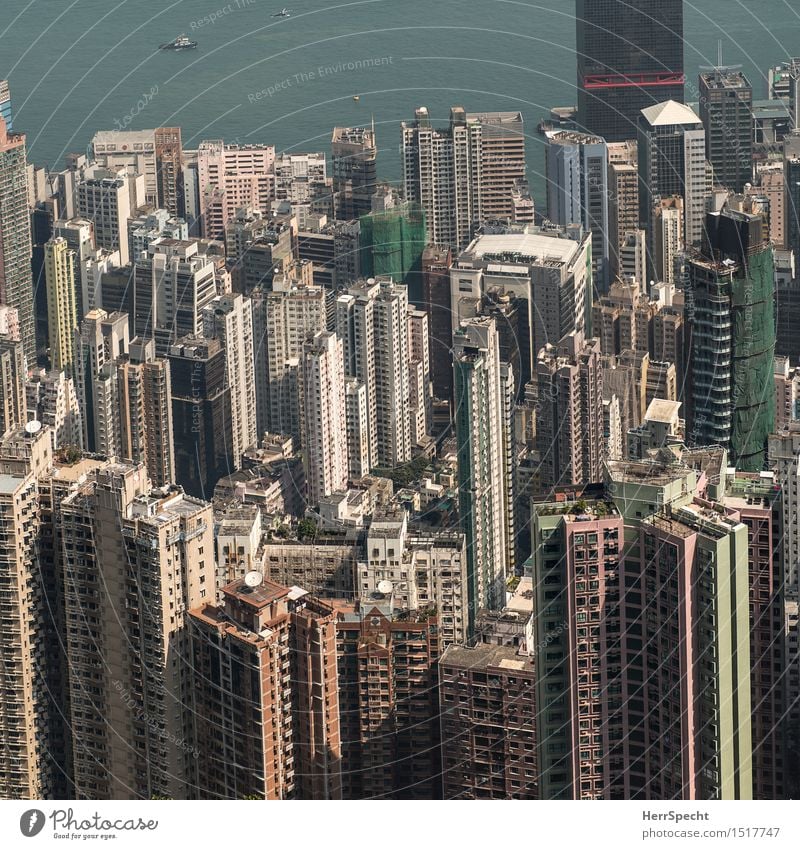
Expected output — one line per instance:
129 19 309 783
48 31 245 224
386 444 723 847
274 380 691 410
718 40 723 70
244 570 263 588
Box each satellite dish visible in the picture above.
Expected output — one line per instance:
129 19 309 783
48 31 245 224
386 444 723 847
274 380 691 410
377 579 393 595
25 420 42 435
244 571 263 588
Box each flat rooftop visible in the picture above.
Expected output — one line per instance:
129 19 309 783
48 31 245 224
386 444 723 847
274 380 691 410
441 642 532 673
463 231 580 265
645 398 682 424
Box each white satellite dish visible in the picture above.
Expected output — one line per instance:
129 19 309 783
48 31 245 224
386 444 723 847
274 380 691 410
377 579 393 595
25 420 42 435
244 570 264 588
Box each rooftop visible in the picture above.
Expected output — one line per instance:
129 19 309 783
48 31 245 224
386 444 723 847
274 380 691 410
463 231 580 265
641 100 702 128
441 642 532 672
645 398 682 424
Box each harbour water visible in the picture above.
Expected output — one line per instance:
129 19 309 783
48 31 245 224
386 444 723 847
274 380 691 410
4 0 800 200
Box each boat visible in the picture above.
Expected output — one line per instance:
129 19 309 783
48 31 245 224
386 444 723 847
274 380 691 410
353 95 360 102
159 35 198 51
272 8 291 17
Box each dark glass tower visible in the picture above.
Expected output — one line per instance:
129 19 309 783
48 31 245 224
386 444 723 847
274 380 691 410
576 0 685 142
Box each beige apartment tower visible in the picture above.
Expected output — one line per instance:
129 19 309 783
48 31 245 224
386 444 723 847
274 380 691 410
61 464 214 799
44 236 78 373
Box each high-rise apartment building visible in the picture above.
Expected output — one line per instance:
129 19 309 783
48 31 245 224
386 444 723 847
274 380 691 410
196 140 275 239
273 151 327 204
531 493 624 799
699 68 754 193
203 293 257 467
546 130 610 291
168 336 233 499
154 126 184 216
190 577 342 799
535 332 604 491
0 79 12 131
407 306 432 444
450 227 591 383
331 125 377 219
76 166 145 266
638 101 708 275
116 337 175 486
302 331 348 506
335 601 440 799
688 203 775 471
44 237 78 373
439 578 537 800
402 107 526 249
336 277 414 468
133 239 217 354
53 217 95 318
769 425 800 598
0 112 35 362
576 0 685 142
722 473 786 799
453 316 509 629
61 465 214 799
607 140 639 279
0 424 53 798
256 277 326 440
653 196 684 289
421 245 453 401
26 368 83 450
73 308 129 453
0 316 26 436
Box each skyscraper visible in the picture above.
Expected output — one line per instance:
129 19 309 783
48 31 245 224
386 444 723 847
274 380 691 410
336 277 415 468
0 311 26 436
335 600 440 799
202 293 257 467
331 125 377 219
535 332 604 492
0 79 12 131
73 308 129 453
196 140 275 239
531 493 624 799
116 337 175 487
302 331 348 506
154 126 184 216
44 237 78 373
0 111 35 362
0 424 53 798
453 316 509 630
255 277 326 440
688 202 775 471
76 166 144 266
168 336 233 499
61 464 214 799
190 577 342 800
699 68 754 193
133 239 217 354
576 0 685 142
545 130 611 291
450 227 591 384
402 107 526 249
638 101 708 276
